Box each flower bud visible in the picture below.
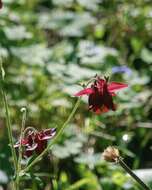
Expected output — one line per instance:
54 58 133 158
102 146 119 162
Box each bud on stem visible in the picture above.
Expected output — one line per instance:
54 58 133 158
102 147 151 190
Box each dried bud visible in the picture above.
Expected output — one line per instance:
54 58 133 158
102 146 119 162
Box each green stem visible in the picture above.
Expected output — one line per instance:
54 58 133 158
21 98 81 174
1 90 18 170
0 62 18 188
118 157 151 190
65 178 91 190
16 108 27 189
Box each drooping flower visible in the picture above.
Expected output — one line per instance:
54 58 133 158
0 0 3 9
14 128 56 157
74 76 128 114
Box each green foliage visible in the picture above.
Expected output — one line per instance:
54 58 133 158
0 0 152 189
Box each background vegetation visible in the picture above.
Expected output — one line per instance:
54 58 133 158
0 0 152 189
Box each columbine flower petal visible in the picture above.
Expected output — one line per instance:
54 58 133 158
14 128 56 157
108 82 128 92
40 128 56 140
74 76 128 115
26 143 38 151
14 139 29 148
74 88 94 96
100 106 109 114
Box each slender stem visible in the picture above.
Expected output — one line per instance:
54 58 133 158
0 62 18 188
118 157 151 190
1 90 18 170
16 108 27 189
12 180 17 190
21 98 81 174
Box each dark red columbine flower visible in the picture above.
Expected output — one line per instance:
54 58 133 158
0 0 3 9
14 128 56 157
75 76 128 114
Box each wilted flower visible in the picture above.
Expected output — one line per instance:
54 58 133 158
102 146 119 162
75 76 128 114
0 0 2 9
14 128 56 157
102 146 151 190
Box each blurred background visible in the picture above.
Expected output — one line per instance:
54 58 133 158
0 0 152 189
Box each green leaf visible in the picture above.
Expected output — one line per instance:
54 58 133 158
141 48 152 64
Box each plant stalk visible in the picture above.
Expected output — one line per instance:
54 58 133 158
21 98 81 174
16 108 27 189
1 90 18 170
118 157 151 190
0 62 18 188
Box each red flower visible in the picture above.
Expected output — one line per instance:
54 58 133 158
0 0 3 9
14 128 56 157
75 76 128 114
